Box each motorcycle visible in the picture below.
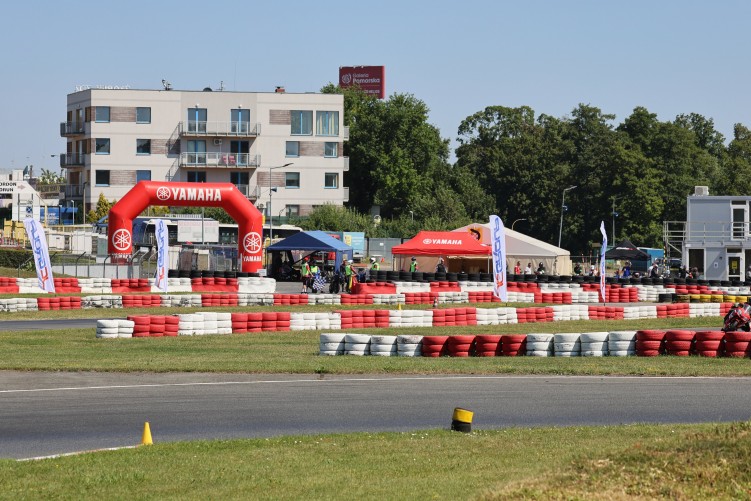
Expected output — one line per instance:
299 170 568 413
722 303 751 332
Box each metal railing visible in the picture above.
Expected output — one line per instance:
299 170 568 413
179 152 260 168
665 220 751 243
234 184 263 199
63 184 86 198
343 156 349 171
343 126 350 141
60 122 85 136
343 186 349 202
60 153 85 167
178 121 261 137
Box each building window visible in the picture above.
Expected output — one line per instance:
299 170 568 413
136 170 151 182
286 141 299 157
187 171 207 183
188 108 207 133
136 139 151 155
325 173 339 189
95 170 110 186
95 106 110 123
316 111 339 136
285 172 300 189
286 205 300 217
95 138 110 154
230 171 249 187
291 110 313 135
136 107 151 124
324 142 338 158
231 109 250 134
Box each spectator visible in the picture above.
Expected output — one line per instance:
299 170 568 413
536 262 546 275
588 265 596 276
524 262 533 274
435 257 446 273
514 261 522 274
573 262 582 275
300 257 311 293
678 265 689 279
344 260 354 293
649 263 659 278
410 256 419 273
622 261 631 278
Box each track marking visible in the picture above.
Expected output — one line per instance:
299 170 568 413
1 374 747 394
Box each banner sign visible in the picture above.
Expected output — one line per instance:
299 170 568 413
154 219 168 293
599 221 607 303
490 215 508 302
23 218 55 293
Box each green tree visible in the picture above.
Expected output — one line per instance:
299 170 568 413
87 192 116 223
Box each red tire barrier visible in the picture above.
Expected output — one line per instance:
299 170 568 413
475 334 502 356
422 336 449 357
501 334 527 356
636 330 666 341
447 335 475 357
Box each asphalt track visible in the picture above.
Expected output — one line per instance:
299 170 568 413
2 371 751 460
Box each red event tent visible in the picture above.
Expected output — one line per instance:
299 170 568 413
392 231 491 256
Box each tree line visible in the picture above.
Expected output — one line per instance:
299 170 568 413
308 84 751 254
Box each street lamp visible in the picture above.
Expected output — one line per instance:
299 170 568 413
268 163 293 240
511 218 527 231
558 185 577 248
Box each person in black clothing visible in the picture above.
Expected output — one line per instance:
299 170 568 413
435 257 446 273
649 263 659 278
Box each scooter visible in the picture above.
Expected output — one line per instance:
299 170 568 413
722 303 751 332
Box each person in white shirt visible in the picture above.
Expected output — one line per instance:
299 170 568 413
524 263 533 274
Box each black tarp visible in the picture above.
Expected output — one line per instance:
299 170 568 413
604 239 650 261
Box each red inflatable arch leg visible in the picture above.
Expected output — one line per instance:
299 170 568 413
107 181 264 273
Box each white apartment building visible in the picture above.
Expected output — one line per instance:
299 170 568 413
59 86 349 222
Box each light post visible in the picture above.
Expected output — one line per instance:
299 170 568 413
268 163 293 240
558 185 577 248
511 218 527 231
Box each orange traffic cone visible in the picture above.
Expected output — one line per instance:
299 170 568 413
141 422 153 445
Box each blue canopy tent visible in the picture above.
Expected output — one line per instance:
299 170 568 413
266 230 354 278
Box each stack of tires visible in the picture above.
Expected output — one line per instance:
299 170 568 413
447 335 475 357
580 332 609 356
636 330 665 356
421 336 449 357
553 333 581 357
724 331 751 357
608 331 637 356
397 335 422 357
665 330 694 356
501 334 526 356
344 333 371 355
319 333 346 355
693 331 724 357
474 335 502 357
526 333 554 357
370 335 398 356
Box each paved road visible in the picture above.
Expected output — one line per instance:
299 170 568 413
2 371 751 460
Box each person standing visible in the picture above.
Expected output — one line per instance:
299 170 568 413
435 257 446 273
369 257 380 280
344 259 354 293
410 257 419 272
309 259 320 293
300 257 311 293
514 261 522 274
524 263 533 275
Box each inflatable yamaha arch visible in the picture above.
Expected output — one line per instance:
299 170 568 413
107 181 264 273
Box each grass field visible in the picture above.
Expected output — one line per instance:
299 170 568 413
3 316 751 376
1 422 750 500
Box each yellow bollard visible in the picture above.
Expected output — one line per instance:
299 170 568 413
141 421 153 445
397 303 402 310
451 407 473 433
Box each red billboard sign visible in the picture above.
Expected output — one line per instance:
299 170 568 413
339 66 385 99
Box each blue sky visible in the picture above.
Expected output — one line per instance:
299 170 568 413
1 0 748 173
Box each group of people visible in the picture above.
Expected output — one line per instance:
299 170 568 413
514 261 546 275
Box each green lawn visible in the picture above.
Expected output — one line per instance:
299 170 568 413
2 316 749 376
2 422 749 500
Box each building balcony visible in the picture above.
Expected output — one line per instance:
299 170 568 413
178 121 261 138
234 184 263 199
343 156 349 172
60 153 85 168
179 152 260 168
62 184 86 199
60 122 85 136
343 186 349 203
343 126 350 141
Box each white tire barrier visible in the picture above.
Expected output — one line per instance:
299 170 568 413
370 335 398 356
344 333 371 355
319 333 346 355
554 333 581 356
96 319 134 338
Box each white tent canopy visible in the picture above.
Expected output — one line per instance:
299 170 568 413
452 223 572 275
